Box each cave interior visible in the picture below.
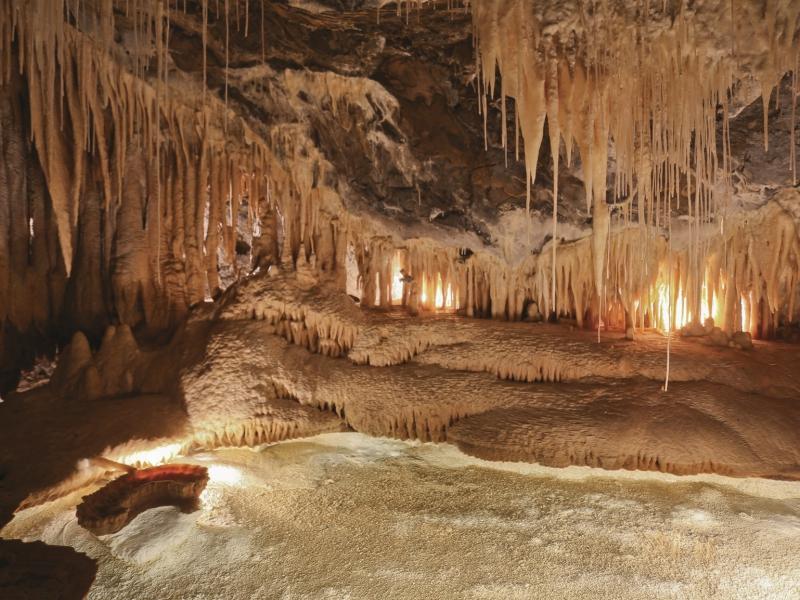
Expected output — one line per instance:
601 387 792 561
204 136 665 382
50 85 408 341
0 1 799 598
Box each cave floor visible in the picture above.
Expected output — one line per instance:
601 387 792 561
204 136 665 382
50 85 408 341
3 433 800 600
1 296 799 599
2 316 800 537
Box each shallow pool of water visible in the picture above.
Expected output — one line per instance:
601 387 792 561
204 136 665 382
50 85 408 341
4 433 800 599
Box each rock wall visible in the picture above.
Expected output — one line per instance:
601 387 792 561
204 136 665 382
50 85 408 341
0 0 798 391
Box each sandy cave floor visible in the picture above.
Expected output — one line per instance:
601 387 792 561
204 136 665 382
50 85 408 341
3 433 800 600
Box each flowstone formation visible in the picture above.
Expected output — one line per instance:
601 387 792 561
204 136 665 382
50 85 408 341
0 1 799 595
2 266 798 533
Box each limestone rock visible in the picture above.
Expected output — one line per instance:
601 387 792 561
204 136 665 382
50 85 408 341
0 539 96 600
50 332 98 399
680 321 706 337
524 301 542 322
76 465 209 536
707 327 731 348
703 317 716 334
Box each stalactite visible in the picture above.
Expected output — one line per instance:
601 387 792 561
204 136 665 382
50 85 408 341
202 0 208 108
545 51 559 319
224 0 230 133
792 53 798 187
0 0 298 337
456 0 800 334
1 0 799 373
344 189 799 339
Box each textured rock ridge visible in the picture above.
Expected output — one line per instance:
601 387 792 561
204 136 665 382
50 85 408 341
76 464 209 536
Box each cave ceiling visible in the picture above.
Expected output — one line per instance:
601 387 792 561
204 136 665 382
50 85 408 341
0 0 798 388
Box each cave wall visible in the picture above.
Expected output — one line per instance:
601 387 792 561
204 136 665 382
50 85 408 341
1 0 799 389
0 0 485 386
0 70 68 388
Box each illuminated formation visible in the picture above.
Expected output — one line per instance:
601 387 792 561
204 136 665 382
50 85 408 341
0 0 796 353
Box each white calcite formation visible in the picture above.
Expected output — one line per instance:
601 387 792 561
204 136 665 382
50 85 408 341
178 271 800 478
6 435 800 600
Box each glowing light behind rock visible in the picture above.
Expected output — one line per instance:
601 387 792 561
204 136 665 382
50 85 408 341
435 273 445 309
113 443 183 468
657 283 687 333
656 275 750 334
698 282 718 326
207 464 243 486
390 252 404 304
420 273 456 311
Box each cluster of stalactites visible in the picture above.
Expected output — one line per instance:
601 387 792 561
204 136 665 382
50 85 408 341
354 197 800 337
473 0 799 211
0 0 350 333
469 0 799 327
2 0 799 342
362 0 799 336
376 0 469 25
